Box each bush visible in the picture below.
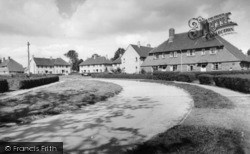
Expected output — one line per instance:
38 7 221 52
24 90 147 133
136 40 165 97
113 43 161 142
19 76 59 89
0 79 9 92
91 73 155 79
213 74 250 93
153 71 179 81
198 74 214 85
176 72 196 83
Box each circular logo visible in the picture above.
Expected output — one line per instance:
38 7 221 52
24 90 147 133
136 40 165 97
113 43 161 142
5 146 11 151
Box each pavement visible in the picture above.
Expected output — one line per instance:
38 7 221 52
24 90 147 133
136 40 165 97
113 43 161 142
0 79 193 153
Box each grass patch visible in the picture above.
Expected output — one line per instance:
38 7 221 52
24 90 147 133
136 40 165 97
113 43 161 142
146 80 233 109
126 125 244 154
0 79 122 125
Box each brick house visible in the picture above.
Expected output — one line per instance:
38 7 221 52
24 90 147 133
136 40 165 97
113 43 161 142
0 57 24 74
121 43 153 74
141 28 250 72
30 56 71 74
79 55 112 73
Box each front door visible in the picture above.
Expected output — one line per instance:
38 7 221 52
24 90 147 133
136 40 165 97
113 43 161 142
201 64 207 72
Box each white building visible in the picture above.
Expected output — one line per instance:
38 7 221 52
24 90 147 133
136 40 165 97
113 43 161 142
79 55 112 73
120 43 153 74
30 56 71 74
112 56 122 70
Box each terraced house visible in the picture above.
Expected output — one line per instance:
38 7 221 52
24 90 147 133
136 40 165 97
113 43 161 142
141 28 250 72
79 55 112 73
0 57 24 74
30 56 70 74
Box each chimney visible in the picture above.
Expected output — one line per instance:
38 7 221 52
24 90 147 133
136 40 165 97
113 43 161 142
169 28 175 43
137 41 141 48
8 56 11 60
3 57 5 61
147 44 151 47
50 56 52 60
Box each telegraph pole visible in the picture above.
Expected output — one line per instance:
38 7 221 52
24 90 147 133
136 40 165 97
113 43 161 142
27 42 30 75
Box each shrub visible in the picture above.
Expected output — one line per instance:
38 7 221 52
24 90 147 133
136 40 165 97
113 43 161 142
0 79 9 92
198 74 214 85
19 76 59 89
91 73 155 79
176 72 196 83
153 71 179 81
213 74 250 93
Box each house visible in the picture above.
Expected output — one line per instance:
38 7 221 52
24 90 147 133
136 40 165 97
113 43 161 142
79 55 112 73
141 28 250 72
30 56 71 74
112 56 122 70
0 57 24 74
121 43 153 74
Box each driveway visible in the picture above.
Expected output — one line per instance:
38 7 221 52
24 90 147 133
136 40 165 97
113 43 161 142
0 79 193 153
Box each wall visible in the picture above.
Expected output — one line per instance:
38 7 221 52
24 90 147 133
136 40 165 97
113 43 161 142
120 45 141 74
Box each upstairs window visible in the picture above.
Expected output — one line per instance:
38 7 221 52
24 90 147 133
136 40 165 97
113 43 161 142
162 53 166 58
187 50 195 56
210 48 217 54
174 51 178 57
212 63 220 70
170 52 174 58
201 49 206 55
135 57 138 62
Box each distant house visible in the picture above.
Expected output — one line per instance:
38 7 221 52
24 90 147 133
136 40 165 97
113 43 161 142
79 55 112 73
30 56 71 74
0 57 24 74
142 28 250 72
120 43 153 74
112 56 122 70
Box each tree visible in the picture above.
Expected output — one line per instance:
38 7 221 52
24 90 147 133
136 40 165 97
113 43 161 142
91 53 101 58
64 50 80 71
111 48 125 61
247 49 250 56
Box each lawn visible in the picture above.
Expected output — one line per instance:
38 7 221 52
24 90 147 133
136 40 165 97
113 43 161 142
126 80 244 154
0 77 122 126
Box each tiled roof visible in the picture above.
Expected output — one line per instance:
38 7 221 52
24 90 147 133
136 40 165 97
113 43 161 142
142 32 249 67
112 57 121 64
33 57 70 66
0 58 24 72
131 44 153 58
149 32 223 53
79 56 112 66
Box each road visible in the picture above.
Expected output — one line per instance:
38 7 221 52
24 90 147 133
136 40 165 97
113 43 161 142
0 79 193 153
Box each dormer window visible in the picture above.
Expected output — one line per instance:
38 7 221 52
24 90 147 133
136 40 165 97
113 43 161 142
170 52 174 58
210 48 217 54
162 53 166 58
174 51 177 57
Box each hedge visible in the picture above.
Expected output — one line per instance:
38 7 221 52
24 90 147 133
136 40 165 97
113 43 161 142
0 79 9 92
213 74 250 93
198 74 214 85
153 71 196 83
19 76 59 89
91 73 155 79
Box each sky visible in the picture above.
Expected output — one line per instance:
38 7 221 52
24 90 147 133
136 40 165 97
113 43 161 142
0 0 250 67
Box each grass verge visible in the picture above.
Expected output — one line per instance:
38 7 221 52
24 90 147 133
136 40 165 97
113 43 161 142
125 80 244 154
0 79 122 126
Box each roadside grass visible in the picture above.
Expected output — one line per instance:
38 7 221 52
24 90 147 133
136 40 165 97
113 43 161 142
125 80 243 154
0 79 122 126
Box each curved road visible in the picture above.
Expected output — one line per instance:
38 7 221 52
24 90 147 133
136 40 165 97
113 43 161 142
0 79 193 153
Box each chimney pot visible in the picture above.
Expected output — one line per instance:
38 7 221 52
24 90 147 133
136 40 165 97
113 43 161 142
169 28 175 43
8 57 10 60
137 41 141 48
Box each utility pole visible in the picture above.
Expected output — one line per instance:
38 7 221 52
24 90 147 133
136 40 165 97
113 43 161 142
180 50 183 72
27 42 30 75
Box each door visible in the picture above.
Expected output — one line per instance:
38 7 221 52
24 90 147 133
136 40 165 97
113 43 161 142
201 64 207 72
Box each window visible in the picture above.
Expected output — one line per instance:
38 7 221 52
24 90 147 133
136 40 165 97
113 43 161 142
162 53 166 58
201 49 206 55
187 50 195 56
174 51 177 57
153 54 159 60
212 63 220 70
136 66 138 69
210 48 217 54
170 52 174 58
123 58 125 63
170 65 177 71
135 57 138 62
187 64 195 71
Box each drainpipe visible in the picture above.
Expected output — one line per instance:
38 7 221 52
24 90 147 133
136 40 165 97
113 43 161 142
180 50 183 72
